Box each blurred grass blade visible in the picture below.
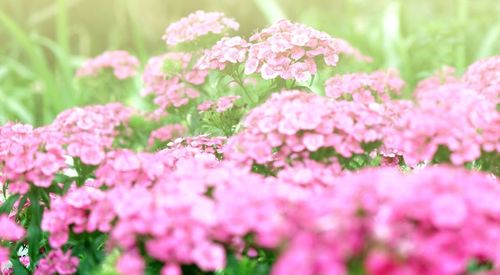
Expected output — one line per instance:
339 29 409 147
381 1 401 68
56 0 70 53
477 25 500 59
1 89 35 124
254 0 287 24
0 9 57 125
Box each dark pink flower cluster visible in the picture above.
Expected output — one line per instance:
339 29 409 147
0 123 66 192
142 53 208 116
95 149 179 188
386 85 499 165
325 70 405 103
162 11 239 46
50 103 134 165
272 167 500 275
225 90 392 166
244 20 340 81
463 56 500 103
88 159 231 273
76 50 140 80
198 95 241 113
148 124 187 147
196 36 250 70
34 249 79 275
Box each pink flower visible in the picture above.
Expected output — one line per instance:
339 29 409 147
302 133 325 151
430 194 468 228
142 53 207 114
198 101 214 112
0 215 25 241
196 36 249 70
216 95 240 112
76 50 139 80
0 247 9 265
117 251 144 275
162 11 239 46
325 70 404 104
191 243 226 271
35 250 79 275
161 264 182 275
245 20 343 81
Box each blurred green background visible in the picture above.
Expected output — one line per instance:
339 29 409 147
1 0 499 125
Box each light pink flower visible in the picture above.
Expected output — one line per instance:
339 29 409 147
76 50 139 80
162 11 239 46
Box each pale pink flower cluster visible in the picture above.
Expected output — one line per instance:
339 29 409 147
272 167 500 275
414 66 460 96
463 56 500 103
225 90 392 166
0 123 66 192
142 53 208 116
325 70 405 103
244 20 340 81
166 135 226 156
162 11 239 46
196 36 250 70
0 215 25 241
34 249 79 275
198 95 241 113
387 85 499 165
333 38 373 62
416 56 499 103
51 103 134 165
148 124 187 147
76 50 140 80
42 186 105 248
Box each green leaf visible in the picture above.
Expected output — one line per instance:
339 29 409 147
0 193 20 214
11 256 29 275
27 188 44 270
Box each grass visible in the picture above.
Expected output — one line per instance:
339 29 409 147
0 0 499 125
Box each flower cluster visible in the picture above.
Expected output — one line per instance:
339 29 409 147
414 66 460 96
196 36 250 70
148 124 187 147
1 10 499 275
225 90 392 167
272 167 500 275
244 20 341 81
42 186 105 248
50 103 134 165
35 249 79 275
198 95 241 113
0 123 66 192
162 11 239 46
387 84 499 165
142 53 207 116
76 50 140 80
325 70 405 103
463 56 500 103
